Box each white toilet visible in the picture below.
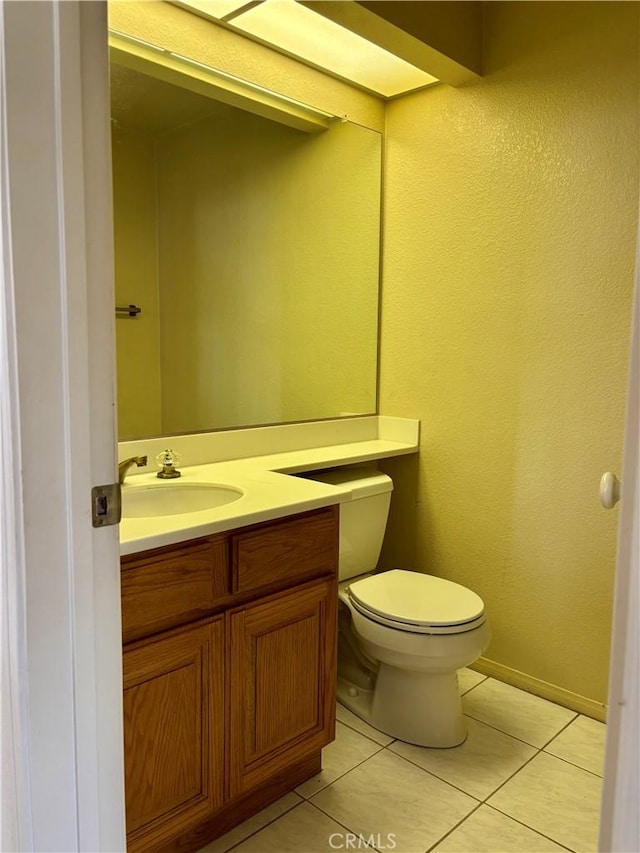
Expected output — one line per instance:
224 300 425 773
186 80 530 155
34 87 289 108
305 466 490 748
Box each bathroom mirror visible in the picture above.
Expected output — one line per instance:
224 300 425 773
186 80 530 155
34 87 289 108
111 48 382 441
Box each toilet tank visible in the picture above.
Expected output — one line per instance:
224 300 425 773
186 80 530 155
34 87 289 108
299 466 393 581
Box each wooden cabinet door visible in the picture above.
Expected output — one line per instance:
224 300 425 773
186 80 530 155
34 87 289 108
123 618 224 853
229 579 337 796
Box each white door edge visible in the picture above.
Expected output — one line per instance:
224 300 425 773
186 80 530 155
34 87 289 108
1 2 124 850
599 220 640 852
1 2 35 847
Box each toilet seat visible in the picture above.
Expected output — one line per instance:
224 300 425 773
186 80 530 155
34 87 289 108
347 569 486 636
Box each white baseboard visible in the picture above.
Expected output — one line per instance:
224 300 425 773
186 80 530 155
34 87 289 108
471 657 607 723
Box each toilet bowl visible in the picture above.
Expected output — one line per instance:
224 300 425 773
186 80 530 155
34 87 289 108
302 466 491 748
341 571 490 746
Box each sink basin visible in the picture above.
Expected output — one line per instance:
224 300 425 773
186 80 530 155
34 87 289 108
122 483 243 519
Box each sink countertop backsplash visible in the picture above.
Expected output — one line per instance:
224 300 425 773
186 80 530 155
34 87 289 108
119 416 419 555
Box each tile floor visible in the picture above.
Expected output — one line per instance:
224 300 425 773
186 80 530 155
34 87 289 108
199 671 606 853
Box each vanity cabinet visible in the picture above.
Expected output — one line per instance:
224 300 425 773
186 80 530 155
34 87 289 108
121 506 338 853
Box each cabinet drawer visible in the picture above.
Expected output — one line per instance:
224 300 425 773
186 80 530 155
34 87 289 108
122 537 229 643
231 507 338 595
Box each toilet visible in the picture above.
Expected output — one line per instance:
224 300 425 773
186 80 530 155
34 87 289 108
304 466 490 748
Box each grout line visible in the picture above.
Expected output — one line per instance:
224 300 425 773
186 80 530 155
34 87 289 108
481 746 543 803
384 725 595 812
423 801 484 853
484 804 577 852
479 743 602 848
458 673 489 696
334 714 396 748
461 712 545 748
539 748 605 780
218 796 306 853
461 709 575 750
307 741 478 852
298 740 387 800
384 722 587 810
538 715 606 776
539 714 581 750
383 741 485 804
465 675 584 719
306 799 382 851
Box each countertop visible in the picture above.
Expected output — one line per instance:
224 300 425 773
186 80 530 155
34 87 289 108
119 436 417 555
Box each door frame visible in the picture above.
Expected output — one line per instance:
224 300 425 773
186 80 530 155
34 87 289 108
1 2 124 850
599 227 639 852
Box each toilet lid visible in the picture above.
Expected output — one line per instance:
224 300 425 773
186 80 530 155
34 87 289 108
348 570 485 632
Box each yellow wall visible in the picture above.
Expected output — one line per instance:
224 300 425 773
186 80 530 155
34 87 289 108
379 1 639 706
112 125 162 439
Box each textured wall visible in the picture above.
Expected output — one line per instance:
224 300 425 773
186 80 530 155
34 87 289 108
379 1 639 704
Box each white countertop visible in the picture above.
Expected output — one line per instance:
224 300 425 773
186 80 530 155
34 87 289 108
119 436 418 555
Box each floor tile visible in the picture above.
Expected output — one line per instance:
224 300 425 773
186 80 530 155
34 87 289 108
463 678 577 747
432 804 568 852
544 714 606 776
311 749 476 853
390 716 536 800
196 792 302 852
336 702 394 746
295 721 383 798
457 668 487 695
488 751 602 852
231 801 357 853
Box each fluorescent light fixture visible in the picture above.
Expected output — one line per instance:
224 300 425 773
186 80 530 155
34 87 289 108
109 28 338 132
173 0 439 98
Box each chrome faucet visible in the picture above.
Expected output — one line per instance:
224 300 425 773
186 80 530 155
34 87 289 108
118 455 147 484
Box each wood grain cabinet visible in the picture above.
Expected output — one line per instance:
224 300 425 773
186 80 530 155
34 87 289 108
229 579 336 797
123 619 225 852
121 506 338 853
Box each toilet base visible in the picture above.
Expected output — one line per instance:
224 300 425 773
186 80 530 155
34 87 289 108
373 665 466 747
337 677 375 723
337 668 467 748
